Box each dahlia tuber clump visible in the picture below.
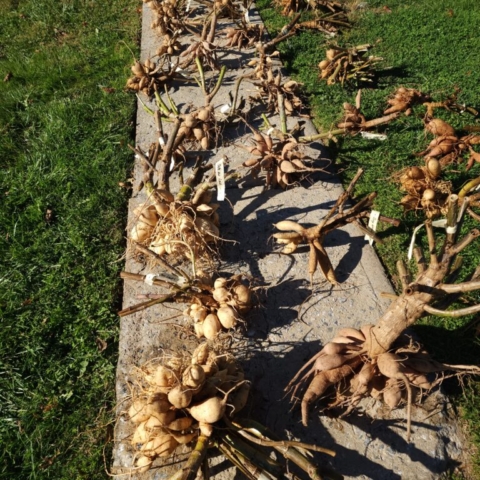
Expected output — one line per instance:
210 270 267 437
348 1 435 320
287 194 480 441
120 343 340 479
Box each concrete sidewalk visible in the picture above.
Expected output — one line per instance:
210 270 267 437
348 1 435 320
112 3 464 479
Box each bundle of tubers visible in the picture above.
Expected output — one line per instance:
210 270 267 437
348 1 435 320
273 170 393 284
176 106 217 150
126 58 179 96
318 44 382 85
396 160 451 218
184 275 253 339
335 92 400 133
295 1 351 34
384 87 430 115
147 0 185 37
126 343 249 473
242 132 320 188
128 188 220 263
287 195 480 442
223 23 264 50
180 39 219 71
156 32 182 57
179 9 220 71
418 117 480 171
247 52 305 116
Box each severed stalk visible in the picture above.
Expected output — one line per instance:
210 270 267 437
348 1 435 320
168 435 210 480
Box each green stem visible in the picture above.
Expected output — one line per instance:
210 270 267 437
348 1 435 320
206 65 227 104
230 74 251 116
164 84 179 116
154 89 172 116
299 127 348 142
168 435 210 480
459 176 480 199
195 57 206 95
136 93 155 115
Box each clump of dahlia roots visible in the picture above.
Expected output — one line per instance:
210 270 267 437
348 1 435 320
287 194 480 442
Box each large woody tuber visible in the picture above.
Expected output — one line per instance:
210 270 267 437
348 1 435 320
287 194 480 441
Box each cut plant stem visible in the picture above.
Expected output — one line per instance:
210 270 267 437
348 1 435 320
168 434 210 480
117 292 177 317
135 244 190 281
221 432 284 478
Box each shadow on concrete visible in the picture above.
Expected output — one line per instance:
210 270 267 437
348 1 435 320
236 341 459 479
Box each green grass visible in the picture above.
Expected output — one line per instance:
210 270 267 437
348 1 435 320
257 0 480 476
0 0 139 477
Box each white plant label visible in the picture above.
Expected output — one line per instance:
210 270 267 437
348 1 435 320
159 136 165 146
365 210 380 245
407 218 447 261
216 158 226 201
144 273 157 286
360 131 387 141
220 103 231 114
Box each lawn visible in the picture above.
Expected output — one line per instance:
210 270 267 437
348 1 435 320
0 0 139 477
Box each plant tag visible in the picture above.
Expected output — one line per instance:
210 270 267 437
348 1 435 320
407 218 448 261
159 136 165 146
365 210 380 245
360 131 387 141
215 157 226 201
220 103 231 114
144 273 157 286
407 223 425 261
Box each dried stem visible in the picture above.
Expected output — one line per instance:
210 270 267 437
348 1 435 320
396 259 411 291
277 91 287 134
437 279 480 293
425 221 438 266
168 435 210 480
237 419 344 480
134 244 190 281
413 246 426 274
258 13 301 53
216 442 258 480
221 433 284 478
117 292 177 317
120 270 177 290
299 113 400 143
423 303 480 317
229 420 335 457
354 219 383 245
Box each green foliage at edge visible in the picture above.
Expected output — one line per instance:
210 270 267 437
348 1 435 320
0 0 139 477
